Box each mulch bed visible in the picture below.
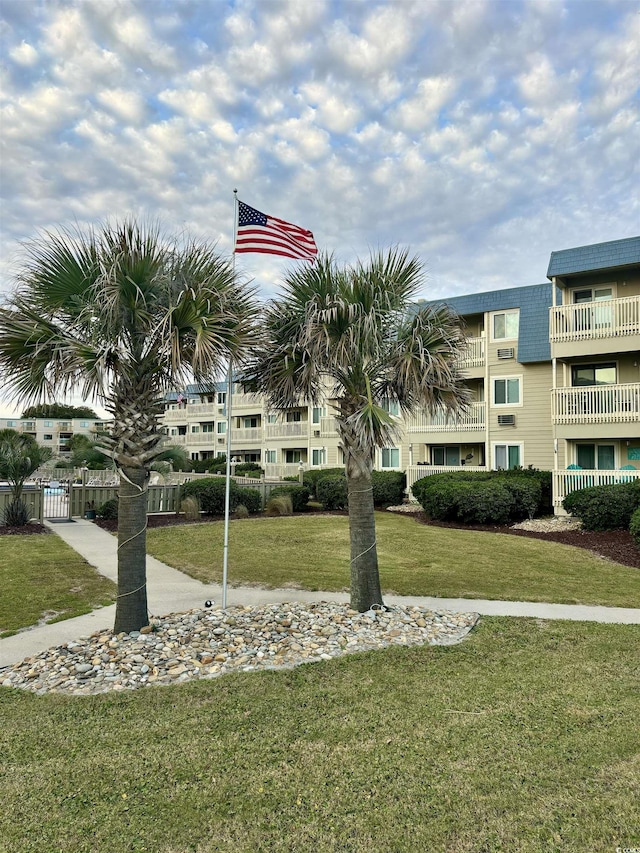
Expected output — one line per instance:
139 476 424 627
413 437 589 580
0 523 51 536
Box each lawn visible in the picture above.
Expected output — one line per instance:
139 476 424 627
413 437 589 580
1 618 638 852
0 534 116 637
147 513 640 609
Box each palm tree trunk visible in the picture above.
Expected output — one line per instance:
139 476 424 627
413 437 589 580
347 467 383 612
113 466 149 633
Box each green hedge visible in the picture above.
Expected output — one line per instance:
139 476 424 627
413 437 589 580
98 498 119 520
303 468 345 498
179 477 261 515
412 470 547 525
563 480 640 531
630 507 640 551
235 462 264 477
268 485 311 513
316 475 348 510
371 471 406 507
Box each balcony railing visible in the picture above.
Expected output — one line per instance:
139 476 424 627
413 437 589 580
458 336 485 368
265 423 309 439
405 402 486 432
406 464 488 498
230 427 262 444
264 463 306 479
549 296 640 343
552 383 640 424
553 468 640 507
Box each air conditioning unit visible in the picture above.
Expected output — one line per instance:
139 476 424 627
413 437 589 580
497 414 516 426
497 348 515 359
313 430 321 437
217 437 225 443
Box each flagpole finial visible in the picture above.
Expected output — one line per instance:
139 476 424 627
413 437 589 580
233 188 238 194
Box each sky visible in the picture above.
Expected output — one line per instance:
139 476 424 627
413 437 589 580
0 0 638 416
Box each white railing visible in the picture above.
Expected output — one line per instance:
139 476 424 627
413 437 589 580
459 336 485 368
163 408 190 422
319 416 338 436
231 393 263 410
553 468 640 507
265 423 309 439
406 464 488 498
552 383 640 424
405 402 486 433
264 463 306 479
230 427 262 443
549 295 640 342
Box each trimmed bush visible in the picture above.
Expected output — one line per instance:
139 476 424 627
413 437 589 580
268 485 310 513
303 468 345 498
500 467 553 515
317 475 348 510
234 504 249 519
235 462 264 477
412 475 462 521
371 470 406 507
456 481 515 525
502 477 542 521
207 455 227 474
98 498 119 520
630 507 640 551
563 481 640 531
179 478 261 515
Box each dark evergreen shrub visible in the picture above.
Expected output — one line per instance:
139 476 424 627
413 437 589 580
317 475 348 510
98 498 119 520
303 468 344 498
236 486 262 514
235 462 264 477
563 481 640 531
500 467 552 514
630 507 640 551
180 477 262 514
411 475 462 520
456 481 515 525
502 477 542 521
207 455 227 474
268 485 311 512
2 498 30 526
371 471 406 506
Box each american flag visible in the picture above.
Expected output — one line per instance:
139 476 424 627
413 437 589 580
234 200 318 261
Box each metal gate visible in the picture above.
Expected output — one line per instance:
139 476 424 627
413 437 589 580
43 479 72 520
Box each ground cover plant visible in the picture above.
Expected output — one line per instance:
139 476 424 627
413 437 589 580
1 618 638 852
146 512 640 609
0 534 116 637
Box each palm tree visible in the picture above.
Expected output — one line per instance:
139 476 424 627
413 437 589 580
245 249 471 611
0 219 257 631
0 429 52 525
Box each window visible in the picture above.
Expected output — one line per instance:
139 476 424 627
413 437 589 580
217 421 226 434
244 417 258 429
286 411 301 422
493 376 521 406
493 444 522 470
382 399 400 416
572 286 613 303
6 421 15 427
285 449 302 464
80 421 88 428
576 444 615 470
267 413 277 424
571 363 616 386
381 447 400 469
217 392 226 406
312 407 325 424
312 448 326 466
191 425 200 433
492 310 519 340
170 428 177 436
201 422 214 433
265 450 276 464
431 446 460 466
43 434 53 441
44 421 52 427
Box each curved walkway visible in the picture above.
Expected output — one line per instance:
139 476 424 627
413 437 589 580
2 519 639 669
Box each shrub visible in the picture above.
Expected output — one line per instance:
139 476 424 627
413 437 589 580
501 467 552 515
236 486 262 514
234 504 249 519
265 494 293 516
207 455 227 474
317 475 348 510
303 468 345 498
2 498 30 526
456 481 515 525
235 462 264 477
268 485 310 513
371 470 406 507
98 498 119 520
180 496 201 522
411 475 462 521
563 481 640 531
502 477 542 521
630 507 640 551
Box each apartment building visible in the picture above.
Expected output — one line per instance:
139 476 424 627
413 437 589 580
161 236 639 511
0 415 110 456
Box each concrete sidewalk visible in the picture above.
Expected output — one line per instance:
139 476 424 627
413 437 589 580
2 518 640 668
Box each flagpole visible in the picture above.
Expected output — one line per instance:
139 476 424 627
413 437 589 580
221 189 239 609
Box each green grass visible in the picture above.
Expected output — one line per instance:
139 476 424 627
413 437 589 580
147 513 640 608
0 534 116 637
1 618 638 852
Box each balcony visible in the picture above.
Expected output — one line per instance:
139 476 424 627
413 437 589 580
318 416 338 437
231 393 262 411
265 423 309 439
230 427 262 444
405 402 486 433
552 384 640 425
549 296 640 357
459 336 485 369
553 468 640 509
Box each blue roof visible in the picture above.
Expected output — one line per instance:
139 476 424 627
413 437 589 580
425 282 558 363
547 236 640 278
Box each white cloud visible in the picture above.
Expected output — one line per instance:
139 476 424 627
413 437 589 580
9 40 38 66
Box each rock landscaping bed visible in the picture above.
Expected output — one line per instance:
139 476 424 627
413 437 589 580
3 602 479 696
